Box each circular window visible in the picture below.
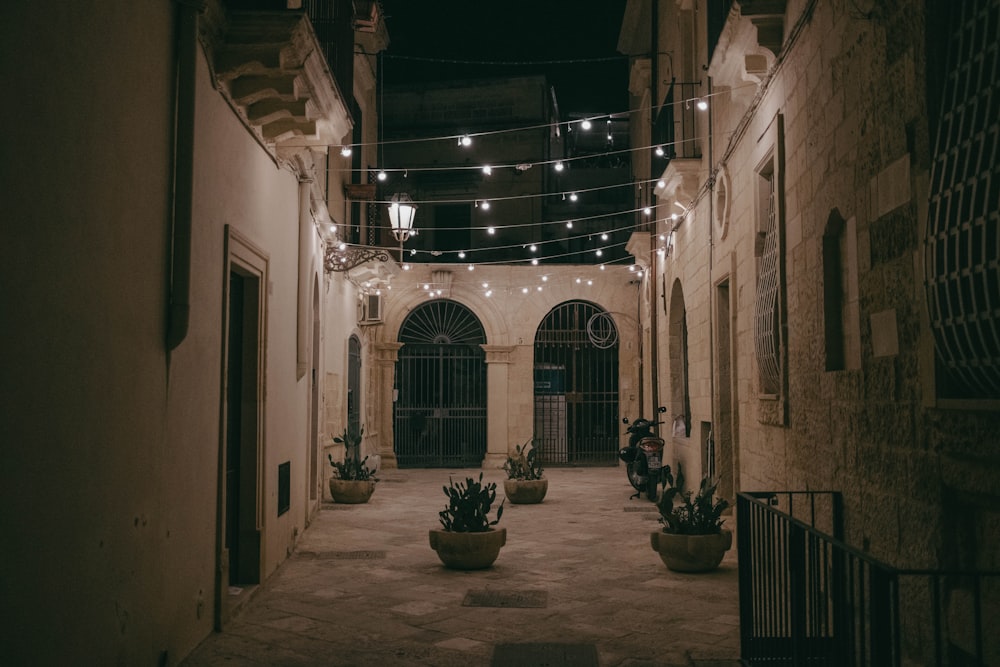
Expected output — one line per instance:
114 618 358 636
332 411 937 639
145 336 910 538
714 164 731 240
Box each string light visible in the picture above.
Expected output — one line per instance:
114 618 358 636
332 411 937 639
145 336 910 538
340 146 352 157
655 146 664 156
481 200 491 210
459 134 472 146
569 192 578 201
458 251 466 259
467 264 475 271
482 165 492 175
487 226 495 235
581 119 592 130
377 170 387 181
601 233 609 241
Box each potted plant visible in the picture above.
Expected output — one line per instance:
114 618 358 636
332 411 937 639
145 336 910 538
650 475 732 572
327 425 377 504
429 473 506 569
502 439 547 504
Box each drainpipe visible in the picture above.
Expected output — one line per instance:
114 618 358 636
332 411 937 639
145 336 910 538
296 173 314 380
649 0 661 417
166 0 201 350
706 76 716 472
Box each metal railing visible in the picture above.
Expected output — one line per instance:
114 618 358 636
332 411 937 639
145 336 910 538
737 491 1000 666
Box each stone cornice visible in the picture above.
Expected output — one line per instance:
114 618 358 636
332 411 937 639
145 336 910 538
198 2 352 176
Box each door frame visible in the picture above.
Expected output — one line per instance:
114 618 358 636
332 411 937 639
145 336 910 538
216 225 269 629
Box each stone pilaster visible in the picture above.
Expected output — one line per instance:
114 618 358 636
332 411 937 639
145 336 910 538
481 345 515 469
373 342 403 469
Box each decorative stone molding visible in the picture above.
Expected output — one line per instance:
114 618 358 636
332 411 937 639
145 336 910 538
627 232 652 268
199 2 352 175
708 1 786 107
481 345 515 364
373 341 403 365
657 158 703 212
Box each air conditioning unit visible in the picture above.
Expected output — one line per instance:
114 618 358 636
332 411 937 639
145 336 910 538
360 293 383 324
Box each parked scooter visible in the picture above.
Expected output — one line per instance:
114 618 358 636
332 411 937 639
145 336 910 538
619 407 669 500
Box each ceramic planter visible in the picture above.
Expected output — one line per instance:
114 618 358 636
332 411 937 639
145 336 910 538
328 478 376 504
429 527 507 569
650 528 732 572
503 478 548 504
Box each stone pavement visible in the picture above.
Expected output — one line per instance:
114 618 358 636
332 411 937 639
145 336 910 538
181 467 742 667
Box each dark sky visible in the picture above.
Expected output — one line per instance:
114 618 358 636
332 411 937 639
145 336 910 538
377 1 629 115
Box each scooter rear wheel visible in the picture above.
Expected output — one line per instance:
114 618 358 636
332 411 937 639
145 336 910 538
626 461 645 491
646 475 658 501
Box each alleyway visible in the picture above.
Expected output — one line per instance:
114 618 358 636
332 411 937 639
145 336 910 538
182 468 740 666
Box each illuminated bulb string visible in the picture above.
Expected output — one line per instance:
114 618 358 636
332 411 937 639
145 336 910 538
283 81 753 153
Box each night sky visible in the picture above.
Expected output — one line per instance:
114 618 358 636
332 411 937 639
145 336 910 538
376 1 630 115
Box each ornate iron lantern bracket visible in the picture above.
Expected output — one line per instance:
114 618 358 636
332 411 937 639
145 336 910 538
324 243 391 273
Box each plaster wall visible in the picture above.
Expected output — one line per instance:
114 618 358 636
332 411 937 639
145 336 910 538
0 2 337 662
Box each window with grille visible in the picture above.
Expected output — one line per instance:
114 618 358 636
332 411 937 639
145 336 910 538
755 164 782 396
924 0 1000 401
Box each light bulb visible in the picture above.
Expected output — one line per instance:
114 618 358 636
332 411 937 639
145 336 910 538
581 119 592 130
482 282 489 288
522 287 529 294
423 283 430 290
644 207 652 215
460 135 472 146
481 200 490 210
541 275 548 282
340 146 352 157
566 221 573 228
587 280 593 286
458 251 466 259
696 98 708 111
569 192 578 201
482 165 492 175
487 226 495 235
338 242 347 251
601 233 609 241
467 264 475 271
655 146 664 157
629 265 636 272
530 244 537 252
596 249 603 257
531 259 539 265
377 170 386 181
659 234 666 241
600 264 606 270
485 290 492 297
575 278 582 284
657 179 666 189
537 286 543 291
554 161 564 172
607 133 613 141
403 264 411 270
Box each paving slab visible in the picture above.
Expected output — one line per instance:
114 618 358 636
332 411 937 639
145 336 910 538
181 468 740 666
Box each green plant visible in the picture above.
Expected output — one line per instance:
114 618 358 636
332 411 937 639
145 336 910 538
328 426 377 482
502 440 544 481
656 474 728 535
438 473 504 532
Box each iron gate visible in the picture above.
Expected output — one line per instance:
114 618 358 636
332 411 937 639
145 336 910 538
394 300 487 467
534 300 619 464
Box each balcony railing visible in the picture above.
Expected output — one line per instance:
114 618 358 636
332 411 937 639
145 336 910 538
652 80 701 166
737 491 1000 666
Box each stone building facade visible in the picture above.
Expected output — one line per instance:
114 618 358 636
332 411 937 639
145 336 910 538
620 0 999 589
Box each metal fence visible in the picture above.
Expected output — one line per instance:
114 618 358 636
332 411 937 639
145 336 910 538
737 491 1000 666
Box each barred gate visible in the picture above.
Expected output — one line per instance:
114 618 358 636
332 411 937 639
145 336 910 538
534 301 619 465
394 300 487 467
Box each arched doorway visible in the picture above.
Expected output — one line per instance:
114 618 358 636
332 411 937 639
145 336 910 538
395 300 487 467
533 300 619 464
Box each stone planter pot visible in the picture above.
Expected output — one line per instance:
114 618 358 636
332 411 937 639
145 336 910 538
650 528 732 572
429 527 507 570
503 478 548 504
328 478 376 504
